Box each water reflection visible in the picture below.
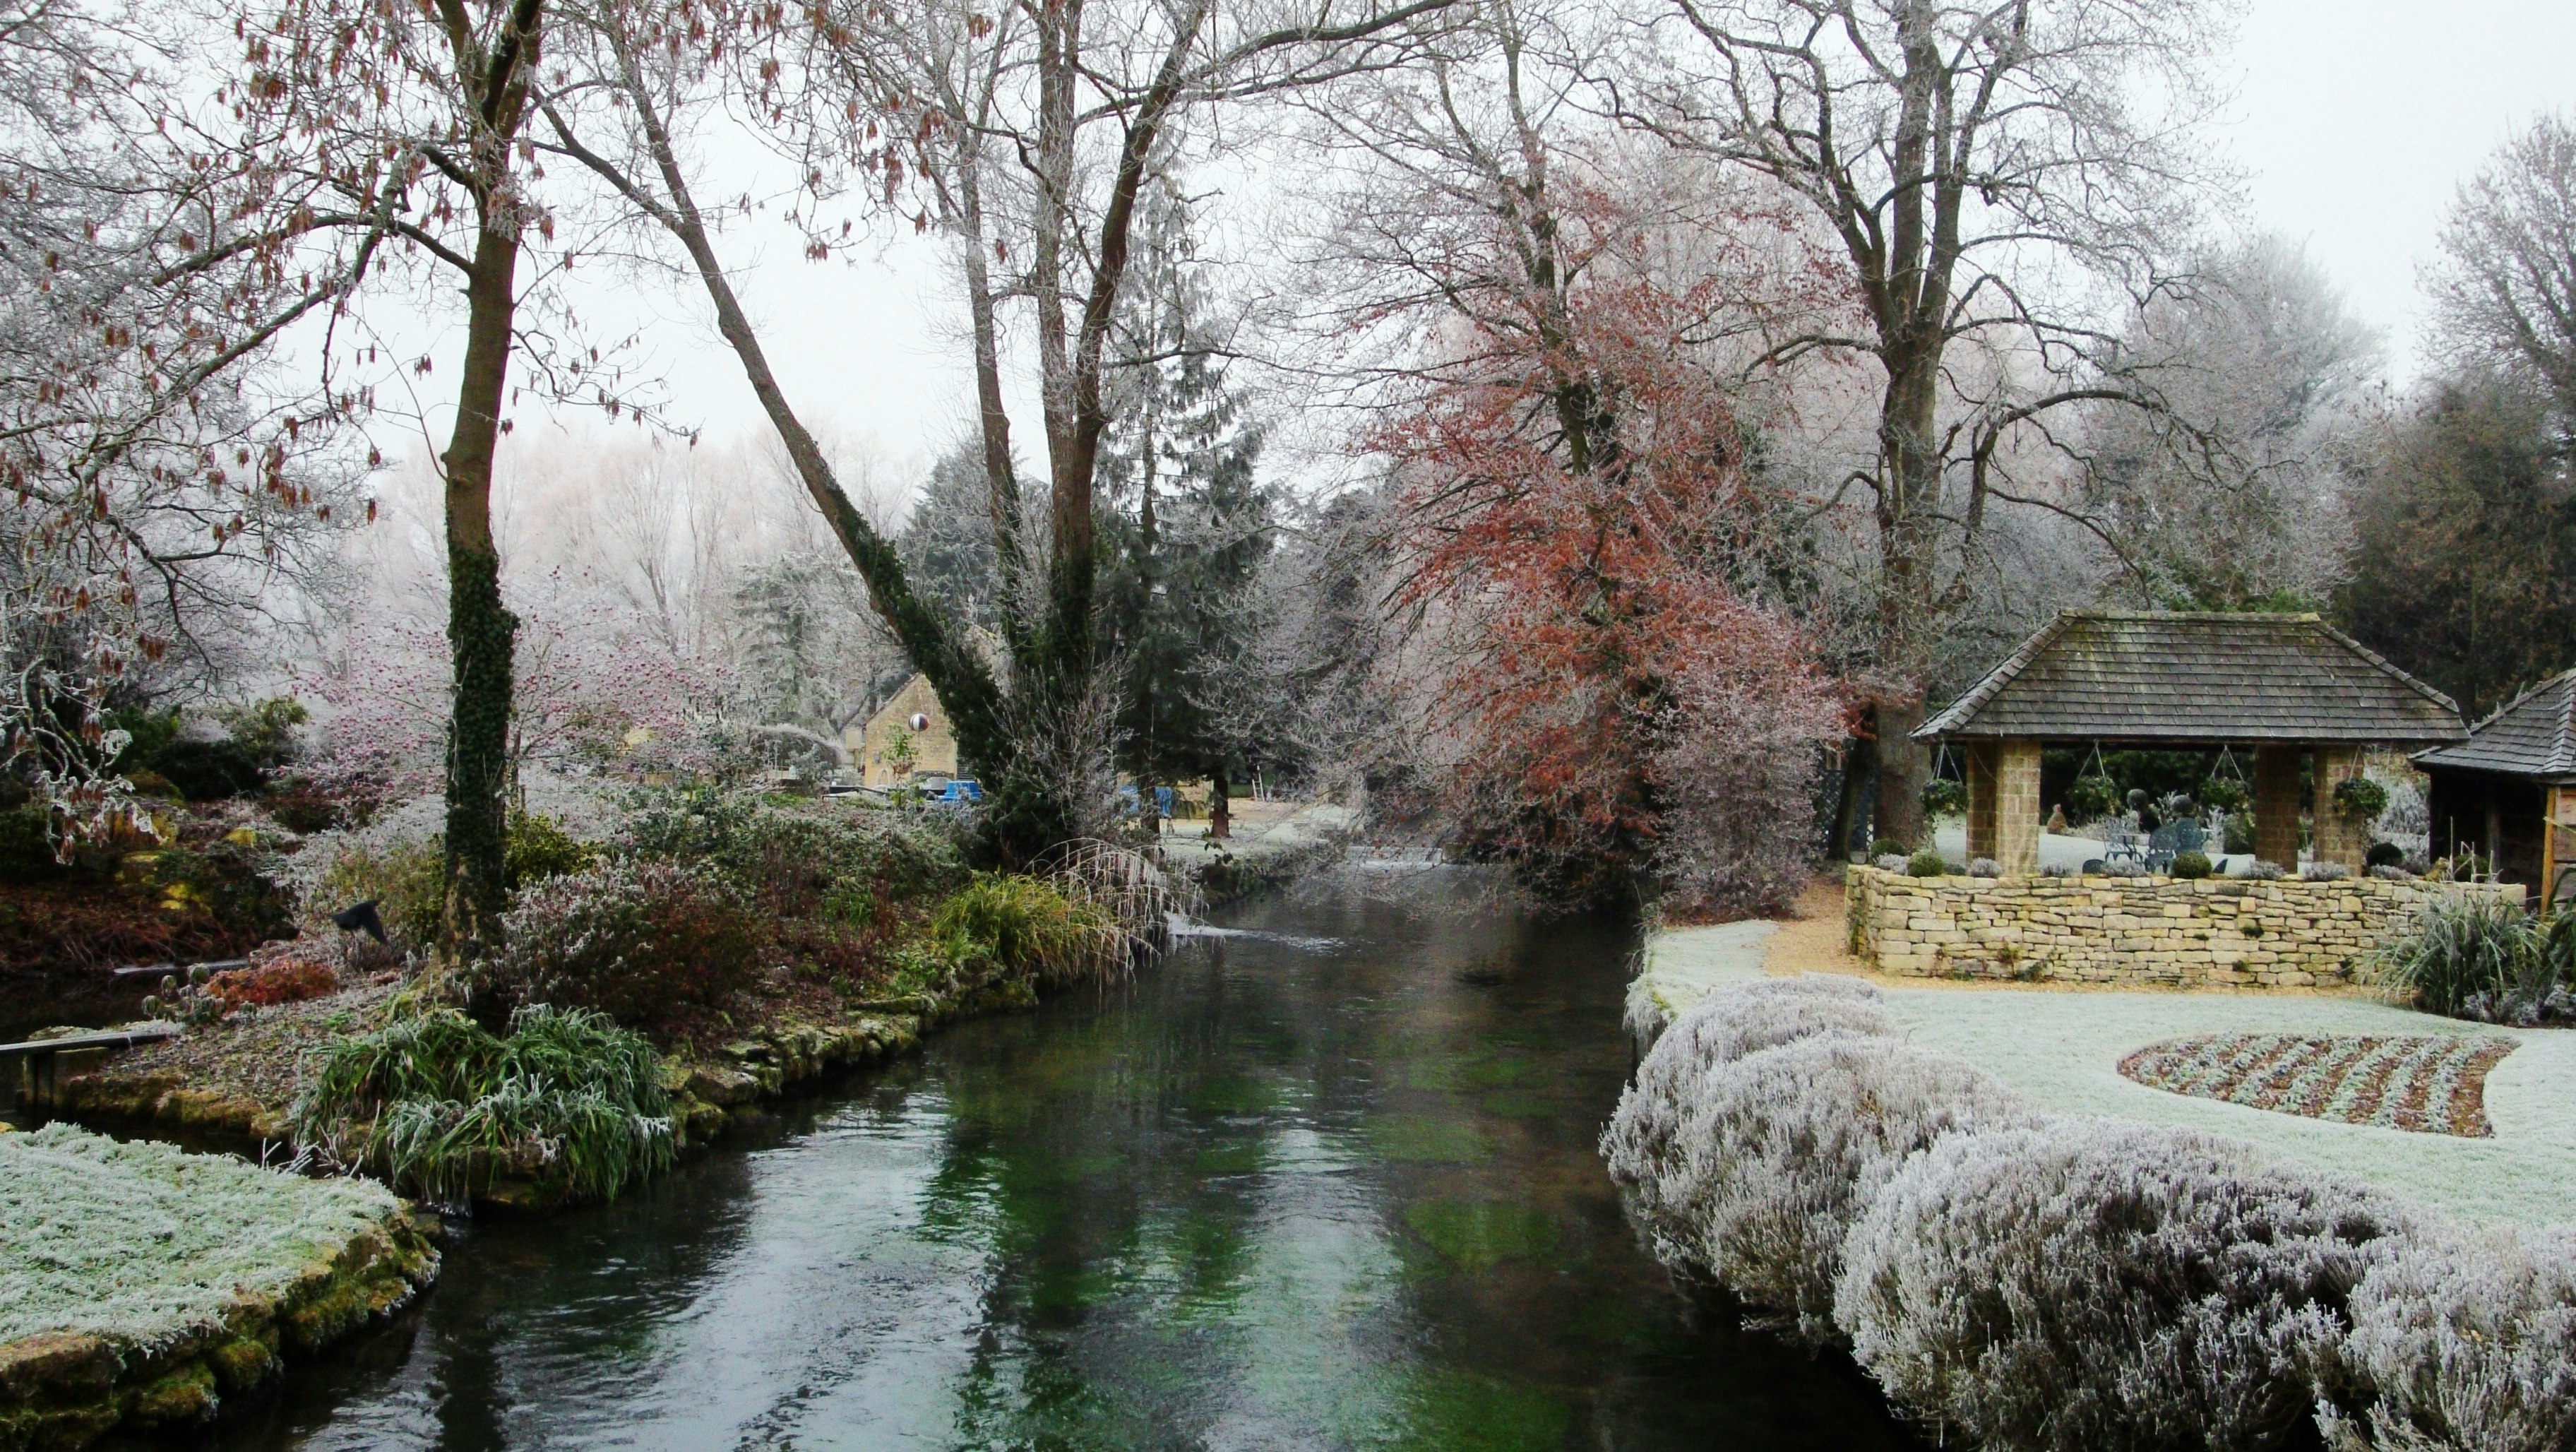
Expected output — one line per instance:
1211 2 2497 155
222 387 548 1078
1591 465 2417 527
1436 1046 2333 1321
214 871 1916 1451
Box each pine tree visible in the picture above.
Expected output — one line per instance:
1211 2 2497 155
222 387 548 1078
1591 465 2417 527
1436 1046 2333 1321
1097 193 1275 826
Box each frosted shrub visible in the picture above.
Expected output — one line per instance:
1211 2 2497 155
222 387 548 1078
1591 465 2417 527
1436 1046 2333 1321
1603 977 1892 1259
2306 862 2354 882
2324 1223 2576 1451
1664 1037 2020 1344
1837 1121 2409 1451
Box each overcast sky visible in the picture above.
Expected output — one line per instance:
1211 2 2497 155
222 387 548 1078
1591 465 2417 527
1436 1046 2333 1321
484 1 2576 492
2232 0 2576 378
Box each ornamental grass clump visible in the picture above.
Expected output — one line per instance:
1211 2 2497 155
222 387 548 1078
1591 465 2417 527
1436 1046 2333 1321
2373 893 2568 1024
1835 1120 2409 1451
1660 1037 2023 1345
1602 978 1896 1275
293 1005 674 1208
931 873 1126 987
2324 1222 2576 1451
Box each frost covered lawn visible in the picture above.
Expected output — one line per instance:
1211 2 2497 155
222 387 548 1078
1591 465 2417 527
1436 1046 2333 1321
0 1122 405 1349
1642 877 2576 1228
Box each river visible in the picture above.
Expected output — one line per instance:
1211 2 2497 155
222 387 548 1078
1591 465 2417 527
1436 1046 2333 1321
216 867 1915 1451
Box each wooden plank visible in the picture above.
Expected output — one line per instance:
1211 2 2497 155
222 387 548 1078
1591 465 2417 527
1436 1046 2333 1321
0 1025 179 1058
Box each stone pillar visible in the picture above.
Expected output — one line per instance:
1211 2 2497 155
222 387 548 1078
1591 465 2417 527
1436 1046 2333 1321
2311 745 2368 873
1995 740 2043 876
2254 744 2304 870
1964 741 2000 864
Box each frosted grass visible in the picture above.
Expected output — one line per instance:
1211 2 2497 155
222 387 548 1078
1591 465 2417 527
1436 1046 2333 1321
0 1123 399 1350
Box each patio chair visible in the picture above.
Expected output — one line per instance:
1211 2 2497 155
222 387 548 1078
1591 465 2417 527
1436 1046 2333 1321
2145 819 2207 873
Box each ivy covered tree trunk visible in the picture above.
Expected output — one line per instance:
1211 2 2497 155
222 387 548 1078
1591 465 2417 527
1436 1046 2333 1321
438 210 524 963
1868 345 1943 853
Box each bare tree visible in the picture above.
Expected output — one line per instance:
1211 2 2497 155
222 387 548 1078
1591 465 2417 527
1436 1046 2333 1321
2084 235 2381 611
0 0 371 835
2428 112 2576 437
1629 0 2235 850
238 0 627 956
533 0 1449 860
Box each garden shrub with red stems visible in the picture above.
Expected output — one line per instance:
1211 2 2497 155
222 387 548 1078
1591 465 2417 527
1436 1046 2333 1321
2322 1221 2576 1451
479 860 758 1031
1835 1120 2410 1451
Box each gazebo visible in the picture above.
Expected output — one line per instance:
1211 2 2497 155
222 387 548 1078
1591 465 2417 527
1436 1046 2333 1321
2416 669 2576 912
1912 612 2467 875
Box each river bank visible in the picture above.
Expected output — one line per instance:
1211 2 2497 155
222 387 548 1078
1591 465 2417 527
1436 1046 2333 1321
31 799 1366 1210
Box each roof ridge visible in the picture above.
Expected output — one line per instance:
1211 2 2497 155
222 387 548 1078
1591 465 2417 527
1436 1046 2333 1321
2551 671 2576 776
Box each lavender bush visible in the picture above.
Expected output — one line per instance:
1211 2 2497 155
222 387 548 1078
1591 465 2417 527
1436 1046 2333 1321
1604 978 1896 1256
1836 1120 2409 1451
2323 1222 2576 1451
1661 1037 2021 1343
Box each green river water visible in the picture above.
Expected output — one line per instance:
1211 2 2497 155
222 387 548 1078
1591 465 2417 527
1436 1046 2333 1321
212 867 1916 1451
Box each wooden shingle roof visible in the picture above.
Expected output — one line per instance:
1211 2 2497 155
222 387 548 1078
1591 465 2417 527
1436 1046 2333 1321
1914 611 2467 746
2415 670 2576 782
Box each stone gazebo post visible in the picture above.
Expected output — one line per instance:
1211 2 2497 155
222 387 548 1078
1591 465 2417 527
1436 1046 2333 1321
2311 746 2370 873
2253 746 2304 871
1963 739 2043 875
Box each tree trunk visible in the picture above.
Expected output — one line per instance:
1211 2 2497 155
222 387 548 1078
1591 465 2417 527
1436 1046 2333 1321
1868 345 1943 851
438 208 524 963
1827 731 1876 859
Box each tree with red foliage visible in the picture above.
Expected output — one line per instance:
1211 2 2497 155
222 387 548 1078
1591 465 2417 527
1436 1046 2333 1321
1373 177 1843 912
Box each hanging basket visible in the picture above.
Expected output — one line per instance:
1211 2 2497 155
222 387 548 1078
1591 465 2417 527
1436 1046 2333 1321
1920 745 1969 818
2200 745 2250 814
2067 742 2121 822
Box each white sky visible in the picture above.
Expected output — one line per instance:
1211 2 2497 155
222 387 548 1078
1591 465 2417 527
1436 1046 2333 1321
2231 0 2576 380
471 1 2576 494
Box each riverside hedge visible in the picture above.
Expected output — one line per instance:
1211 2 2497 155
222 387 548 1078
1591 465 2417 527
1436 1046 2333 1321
0 1124 438 1450
1605 981 2576 1451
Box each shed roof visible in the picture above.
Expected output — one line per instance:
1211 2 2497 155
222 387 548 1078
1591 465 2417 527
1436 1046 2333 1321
1913 611 2466 746
2414 670 2576 782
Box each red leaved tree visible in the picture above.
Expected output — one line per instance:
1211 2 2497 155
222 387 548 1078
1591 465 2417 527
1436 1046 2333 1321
1376 179 1843 915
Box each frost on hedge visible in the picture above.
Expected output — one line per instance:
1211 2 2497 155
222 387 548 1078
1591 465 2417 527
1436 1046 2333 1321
2323 1222 2576 1452
1837 1120 2409 1452
1662 1037 2022 1344
1602 977 1895 1258
0 1122 399 1350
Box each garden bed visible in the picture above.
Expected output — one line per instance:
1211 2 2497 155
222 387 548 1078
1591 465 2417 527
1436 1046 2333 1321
0 1123 438 1448
2118 1031 2515 1137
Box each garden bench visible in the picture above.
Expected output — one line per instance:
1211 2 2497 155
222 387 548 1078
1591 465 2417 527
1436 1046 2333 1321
1 1025 177 1115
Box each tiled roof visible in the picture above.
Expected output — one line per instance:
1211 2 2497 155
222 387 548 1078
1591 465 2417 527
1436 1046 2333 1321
1914 611 2467 746
2415 670 2576 782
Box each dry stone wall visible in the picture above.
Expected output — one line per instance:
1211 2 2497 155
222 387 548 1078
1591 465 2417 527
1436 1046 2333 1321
1846 866 2523 989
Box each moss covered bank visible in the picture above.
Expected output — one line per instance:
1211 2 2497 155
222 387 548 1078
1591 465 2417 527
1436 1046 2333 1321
0 1124 438 1450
